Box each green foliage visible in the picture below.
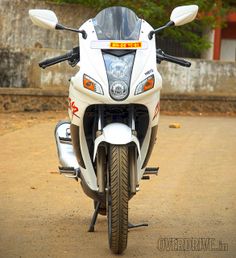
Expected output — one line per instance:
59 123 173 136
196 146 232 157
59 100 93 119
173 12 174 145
53 0 233 55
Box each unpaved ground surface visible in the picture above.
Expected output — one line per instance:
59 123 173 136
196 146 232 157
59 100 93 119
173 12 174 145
0 112 236 258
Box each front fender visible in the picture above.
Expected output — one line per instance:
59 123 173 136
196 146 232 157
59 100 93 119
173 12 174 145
93 123 141 161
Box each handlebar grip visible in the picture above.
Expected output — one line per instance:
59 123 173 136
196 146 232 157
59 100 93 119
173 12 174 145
163 53 191 67
156 49 191 67
39 51 72 69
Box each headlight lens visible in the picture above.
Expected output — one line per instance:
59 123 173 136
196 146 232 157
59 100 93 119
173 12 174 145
110 60 129 79
135 75 155 95
104 53 135 100
83 74 103 95
110 81 128 100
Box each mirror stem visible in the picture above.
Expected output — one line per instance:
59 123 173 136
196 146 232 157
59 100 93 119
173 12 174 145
148 21 174 40
55 24 87 39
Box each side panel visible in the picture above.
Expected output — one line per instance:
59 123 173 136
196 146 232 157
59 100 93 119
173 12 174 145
141 125 158 169
70 124 85 168
79 123 98 191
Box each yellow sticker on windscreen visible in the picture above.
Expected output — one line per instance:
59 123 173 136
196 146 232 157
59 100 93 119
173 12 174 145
110 42 142 48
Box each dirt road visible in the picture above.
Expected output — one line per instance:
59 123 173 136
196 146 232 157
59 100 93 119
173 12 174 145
0 112 235 257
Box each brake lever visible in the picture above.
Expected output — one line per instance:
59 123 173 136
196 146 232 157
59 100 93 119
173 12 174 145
156 49 165 64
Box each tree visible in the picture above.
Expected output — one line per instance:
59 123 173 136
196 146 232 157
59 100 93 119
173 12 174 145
53 0 234 56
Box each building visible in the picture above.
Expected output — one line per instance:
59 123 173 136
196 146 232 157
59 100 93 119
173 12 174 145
203 11 236 61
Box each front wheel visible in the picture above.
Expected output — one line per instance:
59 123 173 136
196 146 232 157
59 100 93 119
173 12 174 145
107 145 129 254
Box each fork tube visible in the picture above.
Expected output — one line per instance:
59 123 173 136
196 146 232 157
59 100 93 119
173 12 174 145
129 105 135 131
97 146 105 193
129 105 137 194
129 146 137 194
98 105 103 131
97 105 105 193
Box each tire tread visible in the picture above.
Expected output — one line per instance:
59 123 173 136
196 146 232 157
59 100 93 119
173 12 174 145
109 145 129 254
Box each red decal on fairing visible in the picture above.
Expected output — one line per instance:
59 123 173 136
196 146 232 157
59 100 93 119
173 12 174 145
68 98 80 118
71 102 78 113
153 101 160 120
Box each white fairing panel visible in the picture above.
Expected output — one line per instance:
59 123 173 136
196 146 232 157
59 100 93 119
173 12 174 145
71 19 109 101
67 17 162 190
69 19 162 123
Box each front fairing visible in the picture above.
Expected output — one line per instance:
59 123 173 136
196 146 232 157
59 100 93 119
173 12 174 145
70 11 162 104
68 8 162 189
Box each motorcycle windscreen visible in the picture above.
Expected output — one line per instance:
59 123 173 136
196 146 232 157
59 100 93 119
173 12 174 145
93 6 141 40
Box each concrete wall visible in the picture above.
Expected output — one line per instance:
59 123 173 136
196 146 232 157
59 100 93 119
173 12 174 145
0 48 76 88
0 0 95 50
159 60 236 94
0 0 236 95
1 46 235 94
0 0 94 88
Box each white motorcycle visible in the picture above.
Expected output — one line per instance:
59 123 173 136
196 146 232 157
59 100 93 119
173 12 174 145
29 5 198 254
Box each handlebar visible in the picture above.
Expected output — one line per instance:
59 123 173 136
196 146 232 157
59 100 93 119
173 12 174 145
39 47 80 69
39 47 190 69
156 49 191 67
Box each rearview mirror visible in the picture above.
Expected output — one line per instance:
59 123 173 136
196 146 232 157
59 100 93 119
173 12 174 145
29 9 87 39
170 5 198 26
148 4 198 40
29 9 58 30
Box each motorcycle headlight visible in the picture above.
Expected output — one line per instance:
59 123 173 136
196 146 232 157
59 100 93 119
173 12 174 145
110 81 128 100
83 74 103 95
135 75 155 95
104 53 135 101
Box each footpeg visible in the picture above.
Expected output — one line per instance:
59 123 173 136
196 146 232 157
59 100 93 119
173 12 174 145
144 167 159 175
128 222 148 229
59 166 80 179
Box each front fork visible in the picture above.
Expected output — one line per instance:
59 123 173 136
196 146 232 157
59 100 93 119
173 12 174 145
96 105 105 193
95 105 139 195
129 105 138 194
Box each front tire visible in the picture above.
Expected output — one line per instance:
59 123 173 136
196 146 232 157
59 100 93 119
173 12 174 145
107 144 129 254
